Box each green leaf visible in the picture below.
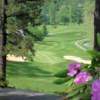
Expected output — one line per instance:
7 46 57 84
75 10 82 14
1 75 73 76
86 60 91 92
91 58 98 68
67 78 74 86
87 80 94 85
82 88 91 100
53 77 71 84
70 94 84 100
85 87 91 95
66 84 85 93
87 49 99 57
81 68 92 72
54 69 68 78
66 90 79 99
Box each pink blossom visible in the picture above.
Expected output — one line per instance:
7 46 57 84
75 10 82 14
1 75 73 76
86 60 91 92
92 93 100 100
74 71 91 84
68 62 81 70
91 79 100 94
67 62 81 77
91 79 100 100
67 70 77 77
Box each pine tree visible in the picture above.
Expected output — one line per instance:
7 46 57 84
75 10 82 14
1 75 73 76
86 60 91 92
0 0 43 86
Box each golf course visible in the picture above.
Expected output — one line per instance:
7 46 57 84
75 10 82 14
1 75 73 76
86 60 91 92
6 25 92 95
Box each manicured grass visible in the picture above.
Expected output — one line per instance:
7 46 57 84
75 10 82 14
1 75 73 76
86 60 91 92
35 25 91 59
7 61 69 95
7 25 91 95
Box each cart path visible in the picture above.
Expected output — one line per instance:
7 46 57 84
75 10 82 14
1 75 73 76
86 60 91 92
0 88 62 100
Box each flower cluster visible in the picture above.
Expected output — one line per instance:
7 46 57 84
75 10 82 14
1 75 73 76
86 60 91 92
91 79 100 100
74 71 91 84
67 62 91 84
66 62 100 99
67 62 81 77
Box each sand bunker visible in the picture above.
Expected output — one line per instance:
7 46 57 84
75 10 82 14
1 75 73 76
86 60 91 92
63 55 91 64
7 55 25 62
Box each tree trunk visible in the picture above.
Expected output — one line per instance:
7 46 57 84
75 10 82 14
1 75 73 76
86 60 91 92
0 0 7 81
94 0 100 51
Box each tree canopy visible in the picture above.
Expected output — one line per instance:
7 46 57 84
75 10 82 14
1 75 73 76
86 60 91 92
4 0 43 60
0 0 44 84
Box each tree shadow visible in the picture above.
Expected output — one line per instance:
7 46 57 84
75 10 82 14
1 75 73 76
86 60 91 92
7 61 52 78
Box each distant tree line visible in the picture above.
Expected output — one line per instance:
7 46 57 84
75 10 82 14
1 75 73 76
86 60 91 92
40 0 95 25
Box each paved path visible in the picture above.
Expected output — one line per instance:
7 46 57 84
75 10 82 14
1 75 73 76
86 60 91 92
75 39 88 51
0 89 62 100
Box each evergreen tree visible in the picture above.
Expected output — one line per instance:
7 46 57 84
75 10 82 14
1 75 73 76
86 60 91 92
0 0 43 84
6 0 43 58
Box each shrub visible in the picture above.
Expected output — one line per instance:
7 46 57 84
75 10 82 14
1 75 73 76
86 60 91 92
54 34 100 99
42 24 48 36
27 24 44 41
0 72 8 88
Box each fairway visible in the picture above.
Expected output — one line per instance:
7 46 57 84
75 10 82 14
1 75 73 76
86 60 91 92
7 25 91 95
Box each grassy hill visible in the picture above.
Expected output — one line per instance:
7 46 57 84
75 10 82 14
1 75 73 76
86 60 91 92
7 25 91 95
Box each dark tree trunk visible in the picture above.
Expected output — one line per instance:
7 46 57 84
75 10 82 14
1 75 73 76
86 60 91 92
94 0 100 51
0 0 7 81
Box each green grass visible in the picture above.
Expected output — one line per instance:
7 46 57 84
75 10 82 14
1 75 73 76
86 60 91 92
7 25 91 95
7 61 69 95
35 25 91 59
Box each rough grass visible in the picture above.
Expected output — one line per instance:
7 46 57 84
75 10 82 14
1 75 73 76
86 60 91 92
7 25 91 95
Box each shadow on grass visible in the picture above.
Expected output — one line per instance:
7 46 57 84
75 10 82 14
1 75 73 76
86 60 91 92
7 60 71 79
7 61 52 78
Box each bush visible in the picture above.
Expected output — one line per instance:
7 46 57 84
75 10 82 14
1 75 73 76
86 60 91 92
0 73 8 88
27 24 44 41
54 49 100 99
42 24 48 36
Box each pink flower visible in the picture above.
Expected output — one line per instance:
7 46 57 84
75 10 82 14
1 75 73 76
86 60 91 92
68 62 81 70
91 79 100 100
67 70 77 77
92 93 100 100
74 71 91 84
67 62 81 77
91 79 100 94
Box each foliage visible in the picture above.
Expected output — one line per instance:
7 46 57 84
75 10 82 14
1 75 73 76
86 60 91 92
42 24 48 36
54 63 92 99
0 72 8 87
5 0 43 60
54 33 100 99
41 0 87 25
27 24 44 41
27 23 48 41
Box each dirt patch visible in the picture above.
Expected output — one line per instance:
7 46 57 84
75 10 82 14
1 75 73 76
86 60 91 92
63 55 91 64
